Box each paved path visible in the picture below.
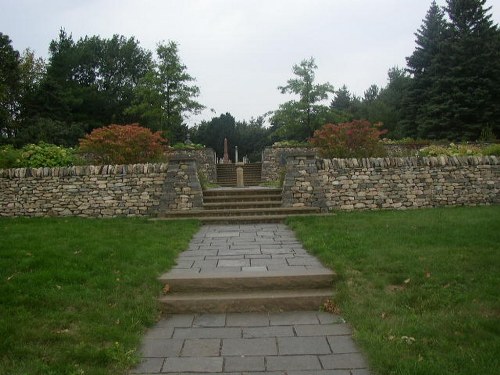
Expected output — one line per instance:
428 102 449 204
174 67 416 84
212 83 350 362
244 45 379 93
170 224 325 274
131 224 371 375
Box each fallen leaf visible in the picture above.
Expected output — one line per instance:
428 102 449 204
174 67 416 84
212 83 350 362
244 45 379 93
381 312 387 319
322 298 341 314
404 278 411 284
162 284 171 294
425 272 431 278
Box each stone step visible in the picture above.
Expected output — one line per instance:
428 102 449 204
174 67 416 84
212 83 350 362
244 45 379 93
203 201 282 209
203 194 282 203
198 215 288 224
203 188 282 197
159 207 320 218
159 289 333 313
159 269 335 293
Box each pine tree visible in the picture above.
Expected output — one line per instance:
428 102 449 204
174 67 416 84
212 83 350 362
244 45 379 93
440 0 500 139
404 0 500 140
403 1 446 138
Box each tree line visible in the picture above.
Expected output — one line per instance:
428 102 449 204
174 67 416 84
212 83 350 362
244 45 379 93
1 0 499 158
0 30 203 147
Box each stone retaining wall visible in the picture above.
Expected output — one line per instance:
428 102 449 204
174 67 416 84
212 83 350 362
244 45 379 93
282 155 499 211
262 147 318 182
0 160 203 218
170 148 216 183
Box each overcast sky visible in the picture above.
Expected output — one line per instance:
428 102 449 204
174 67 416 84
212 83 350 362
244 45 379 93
2 0 499 125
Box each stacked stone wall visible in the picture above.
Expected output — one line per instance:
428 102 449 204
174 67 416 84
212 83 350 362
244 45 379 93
262 147 319 182
282 155 499 211
0 160 203 218
170 148 216 183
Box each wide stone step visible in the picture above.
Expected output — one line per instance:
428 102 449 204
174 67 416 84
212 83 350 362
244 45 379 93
203 188 282 197
198 215 288 224
203 201 282 209
159 289 333 313
159 207 320 218
203 194 282 203
159 270 335 293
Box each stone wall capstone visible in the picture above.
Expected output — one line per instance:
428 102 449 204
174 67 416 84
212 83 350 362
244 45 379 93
282 155 499 211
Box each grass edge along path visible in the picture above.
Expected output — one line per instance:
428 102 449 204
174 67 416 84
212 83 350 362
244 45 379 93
287 206 500 375
0 217 200 375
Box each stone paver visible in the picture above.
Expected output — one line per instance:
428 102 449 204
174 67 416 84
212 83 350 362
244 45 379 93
173 224 329 274
130 224 371 374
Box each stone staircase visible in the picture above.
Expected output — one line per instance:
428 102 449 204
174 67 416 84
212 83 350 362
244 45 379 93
216 163 262 187
158 187 320 223
158 269 335 313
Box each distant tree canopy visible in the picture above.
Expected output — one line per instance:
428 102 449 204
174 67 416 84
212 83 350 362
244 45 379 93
1 1 499 152
269 0 500 142
0 30 203 147
190 113 272 162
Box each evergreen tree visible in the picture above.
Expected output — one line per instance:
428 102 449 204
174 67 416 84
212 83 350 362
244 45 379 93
403 1 446 138
0 33 21 141
406 0 500 140
440 0 500 139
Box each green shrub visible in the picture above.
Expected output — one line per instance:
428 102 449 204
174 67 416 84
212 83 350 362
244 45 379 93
418 143 482 157
0 145 21 169
171 142 205 150
309 120 387 158
18 143 76 168
272 140 311 148
483 144 500 156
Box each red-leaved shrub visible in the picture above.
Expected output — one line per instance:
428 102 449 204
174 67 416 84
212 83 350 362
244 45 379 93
79 124 167 165
309 120 387 158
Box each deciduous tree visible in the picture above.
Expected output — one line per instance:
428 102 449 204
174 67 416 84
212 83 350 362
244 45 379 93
272 58 334 141
127 41 204 143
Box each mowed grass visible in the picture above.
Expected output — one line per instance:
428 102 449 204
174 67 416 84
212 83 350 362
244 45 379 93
287 206 500 375
0 217 200 375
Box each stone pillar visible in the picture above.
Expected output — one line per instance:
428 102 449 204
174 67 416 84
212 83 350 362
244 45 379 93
223 138 229 164
236 166 244 187
158 157 203 213
235 146 239 164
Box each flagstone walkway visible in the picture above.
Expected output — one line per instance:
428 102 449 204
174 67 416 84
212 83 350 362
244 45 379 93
130 224 371 375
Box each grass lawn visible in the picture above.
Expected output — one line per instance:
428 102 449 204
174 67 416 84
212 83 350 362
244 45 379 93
287 206 500 375
0 217 200 375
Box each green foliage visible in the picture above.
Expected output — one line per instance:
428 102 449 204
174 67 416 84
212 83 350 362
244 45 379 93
18 142 76 167
15 117 86 148
288 206 500 375
272 140 310 148
171 142 205 150
271 58 335 141
0 32 21 141
480 143 500 156
404 0 500 140
0 217 199 375
418 143 483 157
126 41 204 143
0 145 21 168
17 30 153 146
78 124 167 165
309 120 387 158
383 137 432 145
191 114 272 162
